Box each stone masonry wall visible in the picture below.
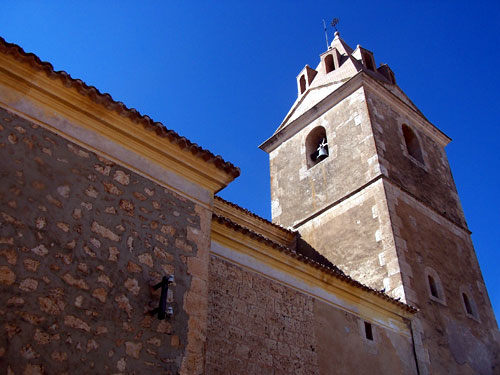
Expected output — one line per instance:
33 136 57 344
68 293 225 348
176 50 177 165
270 87 378 228
206 256 319 375
366 90 467 229
0 107 208 375
386 184 499 374
207 255 418 375
298 179 404 299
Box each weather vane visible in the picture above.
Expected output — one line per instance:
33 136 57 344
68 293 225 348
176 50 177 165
323 18 340 50
331 18 339 32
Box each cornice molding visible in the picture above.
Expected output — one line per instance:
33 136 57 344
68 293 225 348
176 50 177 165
381 177 471 235
291 173 471 236
0 50 238 197
213 196 295 247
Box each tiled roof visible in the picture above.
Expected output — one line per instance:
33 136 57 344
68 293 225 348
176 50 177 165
0 36 240 179
214 196 293 234
213 212 418 314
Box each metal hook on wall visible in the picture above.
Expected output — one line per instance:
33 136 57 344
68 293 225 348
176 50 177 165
151 275 174 320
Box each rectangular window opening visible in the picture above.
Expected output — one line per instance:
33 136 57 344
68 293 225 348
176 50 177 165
364 321 373 341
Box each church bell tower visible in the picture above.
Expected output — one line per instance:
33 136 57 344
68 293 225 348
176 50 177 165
260 31 499 374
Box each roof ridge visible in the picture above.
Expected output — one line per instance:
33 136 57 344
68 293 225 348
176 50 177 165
212 213 417 314
0 36 240 178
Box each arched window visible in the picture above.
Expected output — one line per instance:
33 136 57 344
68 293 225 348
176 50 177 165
305 127 328 169
299 75 306 94
459 287 479 320
425 267 446 304
324 54 335 73
428 275 439 298
402 124 424 164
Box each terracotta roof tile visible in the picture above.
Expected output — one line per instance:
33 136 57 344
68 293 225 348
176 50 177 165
0 36 240 179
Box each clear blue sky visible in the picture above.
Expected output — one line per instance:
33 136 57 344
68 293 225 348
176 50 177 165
2 1 499 319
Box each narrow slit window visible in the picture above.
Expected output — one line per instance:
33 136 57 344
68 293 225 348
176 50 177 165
425 268 446 304
428 275 438 298
463 293 473 315
364 321 373 341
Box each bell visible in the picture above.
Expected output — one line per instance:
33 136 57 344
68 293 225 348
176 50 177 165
316 139 328 161
317 145 328 159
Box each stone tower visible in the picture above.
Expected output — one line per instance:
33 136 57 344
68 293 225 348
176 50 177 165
260 32 499 374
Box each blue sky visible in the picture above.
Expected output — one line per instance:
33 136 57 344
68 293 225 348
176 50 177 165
2 1 499 319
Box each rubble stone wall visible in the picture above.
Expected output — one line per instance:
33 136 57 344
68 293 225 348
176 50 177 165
206 255 418 375
0 107 209 375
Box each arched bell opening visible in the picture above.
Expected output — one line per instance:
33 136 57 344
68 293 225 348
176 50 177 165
299 75 306 94
306 126 329 169
402 124 424 164
363 52 375 71
324 54 335 74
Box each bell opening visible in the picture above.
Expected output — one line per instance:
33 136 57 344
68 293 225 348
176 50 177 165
306 128 329 169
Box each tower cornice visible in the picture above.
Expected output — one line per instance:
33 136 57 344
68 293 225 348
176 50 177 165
290 173 471 236
260 72 451 153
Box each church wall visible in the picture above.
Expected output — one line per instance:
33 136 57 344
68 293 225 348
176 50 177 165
384 181 500 374
0 108 211 374
313 299 417 375
365 89 467 229
269 87 378 228
206 255 418 375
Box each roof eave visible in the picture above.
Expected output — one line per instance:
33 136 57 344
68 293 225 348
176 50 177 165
0 37 240 194
211 214 418 317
